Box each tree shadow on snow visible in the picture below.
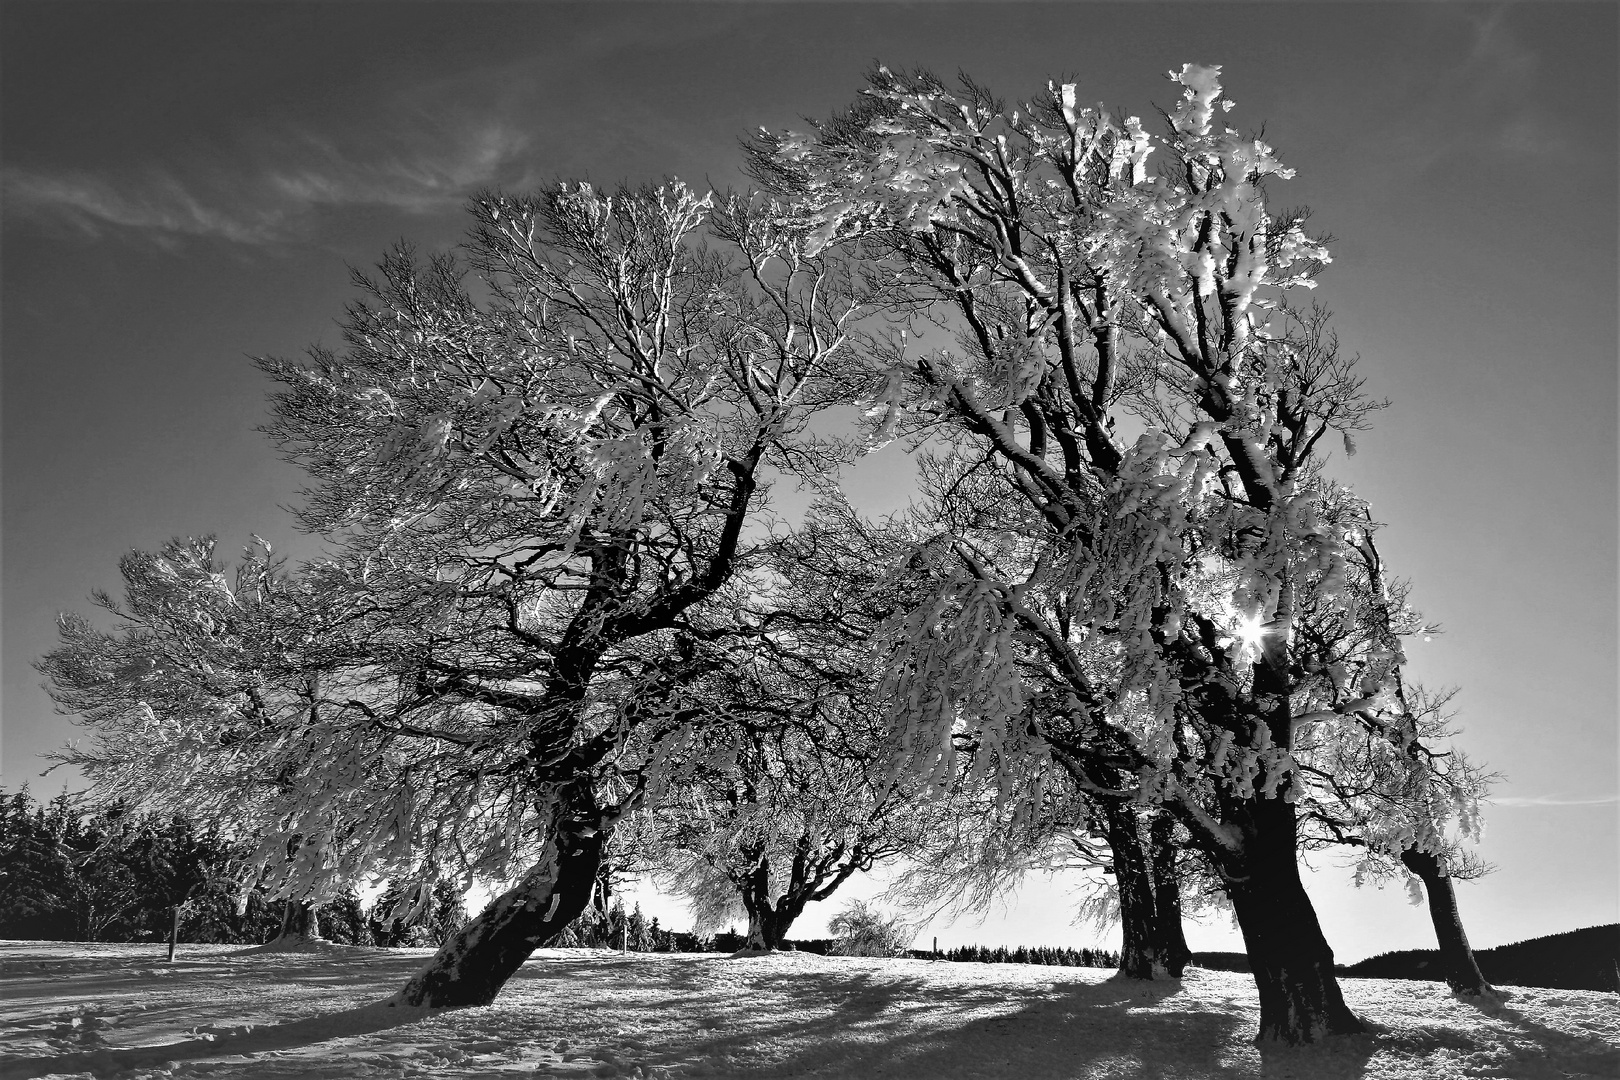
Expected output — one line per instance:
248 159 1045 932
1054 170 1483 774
0 947 438 1080
0 944 428 1003
1447 992 1620 1077
545 963 1264 1079
745 974 1253 1078
0 1000 434 1080
545 961 1399 1080
1252 1034 1379 1080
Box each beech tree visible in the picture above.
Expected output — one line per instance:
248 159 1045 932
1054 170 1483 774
778 472 1203 981
1097 803 1195 979
1286 515 1496 997
746 63 1475 1043
646 735 908 952
38 64 1496 1039
888 758 1203 980
1305 682 1495 997
639 657 921 952
43 181 880 1006
627 487 940 953
799 452 1204 981
40 538 356 951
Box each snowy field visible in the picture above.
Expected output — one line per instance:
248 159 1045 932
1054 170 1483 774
1 941 1615 1080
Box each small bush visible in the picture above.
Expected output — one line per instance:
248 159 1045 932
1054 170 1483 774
828 900 914 958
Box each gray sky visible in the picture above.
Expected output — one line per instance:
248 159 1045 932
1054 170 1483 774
3 1 1614 962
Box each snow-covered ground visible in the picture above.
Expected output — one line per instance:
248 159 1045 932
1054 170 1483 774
1 941 1614 1080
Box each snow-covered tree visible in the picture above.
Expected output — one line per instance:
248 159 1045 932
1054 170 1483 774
41 182 881 1006
1097 802 1196 979
782 474 1204 980
746 62 1459 1043
623 495 939 953
827 898 915 957
38 537 339 943
0 790 81 940
1301 681 1495 997
1286 512 1497 996
639 676 920 952
886 755 1207 981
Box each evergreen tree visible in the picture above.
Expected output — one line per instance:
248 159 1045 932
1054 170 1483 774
0 789 78 940
627 902 651 952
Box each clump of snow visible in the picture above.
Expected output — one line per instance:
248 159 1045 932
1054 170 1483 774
1 941 1614 1078
233 937 376 957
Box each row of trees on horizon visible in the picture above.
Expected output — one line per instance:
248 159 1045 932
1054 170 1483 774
35 62 1505 1045
2 785 1136 968
0 787 465 948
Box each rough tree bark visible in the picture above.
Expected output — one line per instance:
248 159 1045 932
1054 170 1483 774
391 787 607 1008
1107 805 1191 980
1107 804 1163 980
734 848 842 951
1152 625 1367 1043
268 899 321 946
1218 796 1365 1044
740 900 799 952
1401 847 1494 997
736 856 801 951
1148 813 1192 978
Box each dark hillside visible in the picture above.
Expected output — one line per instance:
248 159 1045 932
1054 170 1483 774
1188 951 1250 973
1344 924 1618 992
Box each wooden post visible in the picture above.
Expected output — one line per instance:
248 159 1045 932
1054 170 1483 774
167 905 181 963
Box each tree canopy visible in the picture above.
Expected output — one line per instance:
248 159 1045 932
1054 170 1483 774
40 63 1493 1044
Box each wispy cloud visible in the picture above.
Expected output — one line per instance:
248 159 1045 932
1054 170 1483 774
1490 794 1618 807
3 167 288 245
1463 4 1541 78
1495 115 1570 159
2 9 756 253
264 121 535 214
2 115 534 249
1461 6 1584 160
1367 4 1577 174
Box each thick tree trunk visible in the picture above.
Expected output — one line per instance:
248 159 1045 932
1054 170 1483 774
1149 814 1192 979
265 899 321 946
742 913 771 951
1107 805 1162 980
737 856 802 951
1222 798 1364 1044
391 821 606 1008
1106 805 1188 979
1401 847 1494 996
742 907 796 951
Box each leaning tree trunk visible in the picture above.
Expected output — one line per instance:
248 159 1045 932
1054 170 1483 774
391 815 607 1008
1221 795 1365 1044
1148 813 1192 978
1400 847 1494 996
